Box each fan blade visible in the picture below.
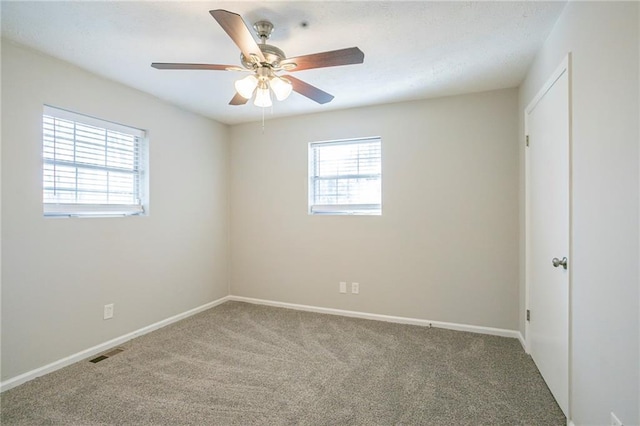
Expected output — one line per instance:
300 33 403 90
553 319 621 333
151 63 233 71
210 10 266 63
282 47 364 72
229 92 249 106
286 75 334 104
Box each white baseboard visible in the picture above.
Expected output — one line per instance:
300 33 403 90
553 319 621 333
517 331 526 350
567 420 575 426
2 294 523 393
229 296 521 340
0 295 231 393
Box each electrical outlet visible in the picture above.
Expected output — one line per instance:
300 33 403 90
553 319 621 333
610 412 623 426
351 282 359 294
339 282 347 293
103 303 114 320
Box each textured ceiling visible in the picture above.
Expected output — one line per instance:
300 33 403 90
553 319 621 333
1 1 566 125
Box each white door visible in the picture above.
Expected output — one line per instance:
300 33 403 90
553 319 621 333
525 56 571 417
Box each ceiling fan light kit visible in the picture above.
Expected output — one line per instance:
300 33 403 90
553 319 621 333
254 82 273 108
235 74 258 99
151 9 365 109
270 75 293 101
234 66 293 105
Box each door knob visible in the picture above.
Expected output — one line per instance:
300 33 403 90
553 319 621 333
552 257 568 270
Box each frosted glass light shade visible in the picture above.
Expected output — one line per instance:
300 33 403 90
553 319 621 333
234 75 258 99
254 87 272 107
270 76 293 101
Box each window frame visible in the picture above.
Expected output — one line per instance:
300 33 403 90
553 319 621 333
308 136 382 216
42 105 148 218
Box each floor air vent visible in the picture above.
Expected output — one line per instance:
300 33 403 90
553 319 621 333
89 348 124 363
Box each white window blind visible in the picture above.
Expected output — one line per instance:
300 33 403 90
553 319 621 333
42 106 146 217
308 137 382 215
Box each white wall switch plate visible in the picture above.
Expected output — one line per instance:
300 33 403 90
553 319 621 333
611 412 623 426
339 282 347 293
351 282 359 294
103 303 114 320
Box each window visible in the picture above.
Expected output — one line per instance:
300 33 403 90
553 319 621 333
308 137 381 215
42 105 147 217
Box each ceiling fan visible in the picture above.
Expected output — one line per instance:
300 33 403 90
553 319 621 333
151 9 365 108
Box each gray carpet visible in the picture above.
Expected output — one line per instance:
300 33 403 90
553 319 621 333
1 301 564 425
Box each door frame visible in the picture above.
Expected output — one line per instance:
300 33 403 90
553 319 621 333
524 53 573 422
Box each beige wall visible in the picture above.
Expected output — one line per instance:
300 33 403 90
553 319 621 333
1 40 230 380
519 2 639 424
230 89 519 331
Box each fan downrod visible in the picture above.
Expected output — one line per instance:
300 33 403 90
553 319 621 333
253 20 274 42
240 19 287 69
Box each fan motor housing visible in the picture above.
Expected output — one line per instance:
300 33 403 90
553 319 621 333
241 44 286 68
